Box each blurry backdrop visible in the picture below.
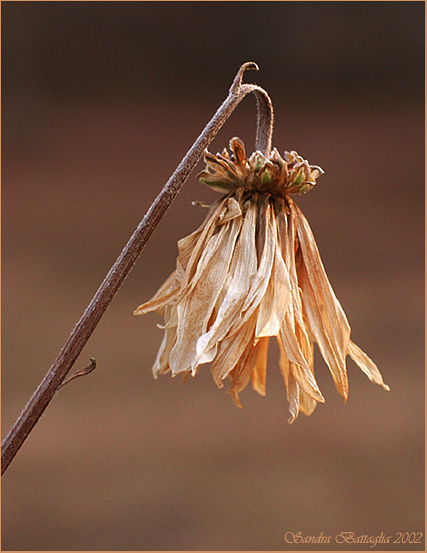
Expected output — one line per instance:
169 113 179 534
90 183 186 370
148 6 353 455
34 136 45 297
2 2 424 551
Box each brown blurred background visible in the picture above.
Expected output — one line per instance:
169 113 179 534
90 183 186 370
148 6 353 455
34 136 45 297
2 2 424 551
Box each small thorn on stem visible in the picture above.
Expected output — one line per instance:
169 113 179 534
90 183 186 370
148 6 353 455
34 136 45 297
59 358 97 389
191 200 210 208
230 61 259 94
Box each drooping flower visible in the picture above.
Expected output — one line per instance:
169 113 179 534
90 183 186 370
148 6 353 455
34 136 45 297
135 138 389 422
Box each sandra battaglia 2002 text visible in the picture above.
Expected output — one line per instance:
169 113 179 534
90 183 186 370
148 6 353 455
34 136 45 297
284 530 424 548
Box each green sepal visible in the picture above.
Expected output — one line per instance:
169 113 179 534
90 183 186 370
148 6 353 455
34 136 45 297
261 170 271 185
294 169 303 186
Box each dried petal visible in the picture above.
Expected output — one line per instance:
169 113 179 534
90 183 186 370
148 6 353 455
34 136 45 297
210 311 258 386
250 337 269 396
279 313 325 403
255 212 291 338
169 200 243 375
196 201 258 364
293 200 350 399
134 270 179 316
348 340 390 391
229 333 267 405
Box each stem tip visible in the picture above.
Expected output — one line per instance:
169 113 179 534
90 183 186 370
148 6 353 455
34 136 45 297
230 61 260 93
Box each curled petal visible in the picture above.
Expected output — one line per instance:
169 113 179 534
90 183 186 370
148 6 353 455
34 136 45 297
134 271 179 316
152 306 177 378
255 213 291 338
169 206 243 375
348 340 390 391
278 344 300 423
279 313 325 403
181 197 239 290
293 200 350 400
196 201 258 363
230 137 248 168
299 390 317 417
251 337 269 396
210 311 258 386
228 333 268 406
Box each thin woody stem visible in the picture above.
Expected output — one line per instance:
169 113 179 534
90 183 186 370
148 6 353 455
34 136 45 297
1 62 274 475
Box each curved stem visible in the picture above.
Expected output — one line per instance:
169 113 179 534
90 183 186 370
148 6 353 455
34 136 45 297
1 62 274 475
228 62 274 155
253 87 274 155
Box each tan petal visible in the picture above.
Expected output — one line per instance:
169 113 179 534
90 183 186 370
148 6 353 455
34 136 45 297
293 200 350 400
229 333 261 392
207 197 282 353
274 198 309 341
251 337 269 396
204 197 275 373
299 390 318 416
134 270 180 316
279 312 325 403
196 201 258 364
255 207 291 338
348 340 390 391
169 207 243 375
135 199 236 317
217 197 242 225
278 335 318 421
228 333 269 405
180 196 234 289
278 338 300 423
238 196 275 319
228 386 243 409
210 311 258 386
152 307 177 378
294 323 317 417
286 369 302 423
177 228 205 272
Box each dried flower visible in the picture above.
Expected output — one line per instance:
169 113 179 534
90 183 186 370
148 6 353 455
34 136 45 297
135 138 389 422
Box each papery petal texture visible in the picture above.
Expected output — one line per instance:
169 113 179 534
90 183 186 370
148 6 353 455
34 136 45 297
135 138 388 422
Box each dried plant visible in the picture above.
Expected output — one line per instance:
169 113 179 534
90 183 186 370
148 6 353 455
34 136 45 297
2 62 387 476
135 138 389 422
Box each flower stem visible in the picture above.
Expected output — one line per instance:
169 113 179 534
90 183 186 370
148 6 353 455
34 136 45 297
1 62 274 475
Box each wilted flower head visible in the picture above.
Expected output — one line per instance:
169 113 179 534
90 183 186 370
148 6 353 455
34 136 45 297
199 138 323 196
135 138 388 422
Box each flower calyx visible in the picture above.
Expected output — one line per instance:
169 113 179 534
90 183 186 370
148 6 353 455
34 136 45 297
198 137 324 197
